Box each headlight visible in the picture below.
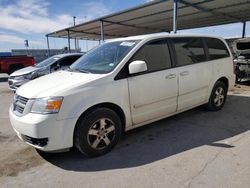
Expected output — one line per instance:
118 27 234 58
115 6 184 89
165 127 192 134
30 97 63 114
24 72 37 79
13 75 25 80
24 73 33 79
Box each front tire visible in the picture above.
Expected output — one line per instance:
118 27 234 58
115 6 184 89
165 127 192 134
206 81 227 111
74 108 122 157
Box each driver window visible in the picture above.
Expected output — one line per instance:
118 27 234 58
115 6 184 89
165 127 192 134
131 39 171 72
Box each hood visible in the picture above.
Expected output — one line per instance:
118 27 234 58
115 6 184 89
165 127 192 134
16 70 104 98
10 66 39 77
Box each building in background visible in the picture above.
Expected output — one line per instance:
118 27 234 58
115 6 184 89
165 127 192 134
0 52 12 57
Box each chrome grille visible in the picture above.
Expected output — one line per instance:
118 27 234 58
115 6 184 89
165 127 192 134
13 95 29 114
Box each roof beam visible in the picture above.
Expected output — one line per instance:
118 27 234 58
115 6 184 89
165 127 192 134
102 19 165 32
179 0 242 22
78 0 214 34
132 1 250 30
68 29 124 38
48 35 100 41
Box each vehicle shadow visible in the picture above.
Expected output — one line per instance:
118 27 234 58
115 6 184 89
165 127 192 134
238 81 250 86
0 77 8 82
40 95 250 172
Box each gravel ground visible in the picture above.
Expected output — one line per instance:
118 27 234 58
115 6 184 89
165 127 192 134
0 73 249 188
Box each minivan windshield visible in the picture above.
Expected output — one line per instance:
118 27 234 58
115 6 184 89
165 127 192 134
35 56 60 68
70 40 139 74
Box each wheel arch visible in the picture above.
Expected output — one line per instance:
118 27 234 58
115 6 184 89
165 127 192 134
217 76 229 91
207 76 229 102
74 102 126 134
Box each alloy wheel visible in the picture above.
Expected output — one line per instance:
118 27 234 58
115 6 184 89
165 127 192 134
214 87 225 107
87 118 116 150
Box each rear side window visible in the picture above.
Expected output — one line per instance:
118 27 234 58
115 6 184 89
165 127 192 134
131 40 171 72
205 38 230 60
172 37 206 66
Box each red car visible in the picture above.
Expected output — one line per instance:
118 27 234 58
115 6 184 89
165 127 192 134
0 56 35 75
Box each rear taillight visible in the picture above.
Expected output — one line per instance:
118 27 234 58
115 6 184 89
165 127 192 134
32 58 35 65
233 60 236 74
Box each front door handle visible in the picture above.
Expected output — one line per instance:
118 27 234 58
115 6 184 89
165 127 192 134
180 71 189 76
165 74 176 79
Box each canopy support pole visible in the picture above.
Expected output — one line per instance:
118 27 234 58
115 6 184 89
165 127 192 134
73 16 77 50
67 29 71 52
100 19 104 42
46 35 50 57
242 21 246 38
173 0 178 33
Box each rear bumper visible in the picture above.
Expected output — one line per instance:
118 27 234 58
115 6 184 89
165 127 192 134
228 74 236 91
9 107 78 151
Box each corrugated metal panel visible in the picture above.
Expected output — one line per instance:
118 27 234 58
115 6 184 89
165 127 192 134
47 0 250 40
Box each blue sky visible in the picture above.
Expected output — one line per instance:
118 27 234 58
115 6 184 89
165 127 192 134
0 0 249 52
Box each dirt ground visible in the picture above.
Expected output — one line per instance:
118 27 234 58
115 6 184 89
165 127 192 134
0 73 249 188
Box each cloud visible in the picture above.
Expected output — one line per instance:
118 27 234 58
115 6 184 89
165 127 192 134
0 0 112 34
0 0 112 51
0 0 73 34
81 2 111 21
0 33 42 45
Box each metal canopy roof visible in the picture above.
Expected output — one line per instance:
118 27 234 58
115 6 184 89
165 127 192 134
47 0 250 41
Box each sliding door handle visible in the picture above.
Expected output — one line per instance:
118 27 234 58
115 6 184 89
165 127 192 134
180 71 189 76
165 74 176 79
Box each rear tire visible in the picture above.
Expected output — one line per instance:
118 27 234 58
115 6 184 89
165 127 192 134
74 108 122 157
206 81 227 111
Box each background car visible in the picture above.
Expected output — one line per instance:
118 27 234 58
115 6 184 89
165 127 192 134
0 55 35 75
232 38 250 82
8 53 83 90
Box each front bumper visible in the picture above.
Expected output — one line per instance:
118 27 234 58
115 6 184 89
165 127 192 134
8 77 29 91
9 107 78 151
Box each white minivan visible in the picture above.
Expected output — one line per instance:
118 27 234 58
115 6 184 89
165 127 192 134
9 33 235 157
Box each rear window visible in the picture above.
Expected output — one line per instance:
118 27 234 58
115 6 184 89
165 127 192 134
172 37 206 66
205 38 230 60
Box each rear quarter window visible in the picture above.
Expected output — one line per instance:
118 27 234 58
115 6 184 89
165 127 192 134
205 38 230 60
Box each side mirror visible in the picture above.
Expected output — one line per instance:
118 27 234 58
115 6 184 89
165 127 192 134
129 60 147 75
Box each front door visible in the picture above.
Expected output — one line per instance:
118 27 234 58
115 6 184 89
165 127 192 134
128 39 178 124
